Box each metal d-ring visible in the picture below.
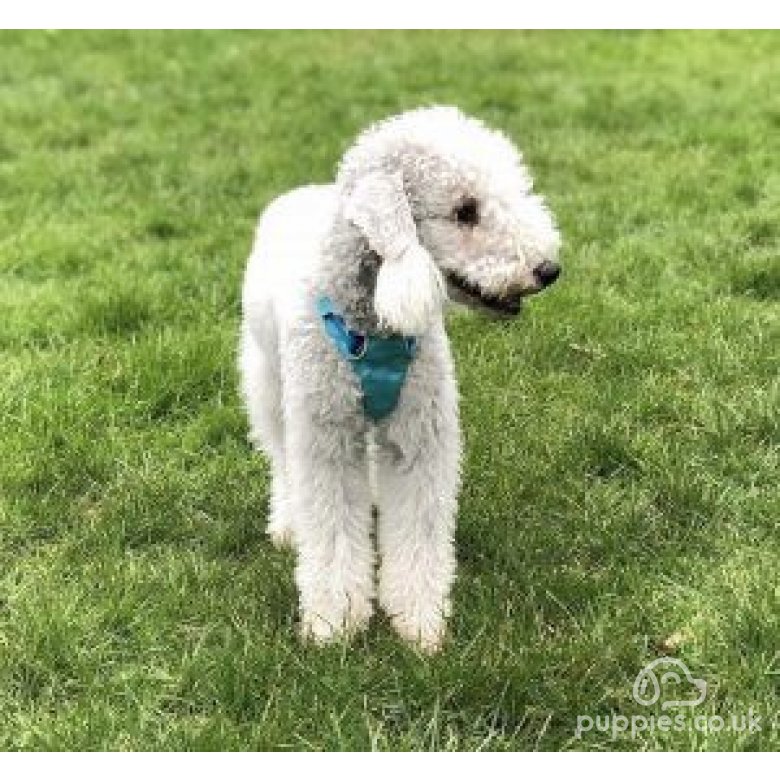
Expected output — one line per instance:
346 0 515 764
348 333 368 360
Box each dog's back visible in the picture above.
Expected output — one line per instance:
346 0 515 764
242 184 337 337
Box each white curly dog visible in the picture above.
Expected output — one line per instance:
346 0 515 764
239 106 560 652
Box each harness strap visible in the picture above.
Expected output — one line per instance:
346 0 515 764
316 295 417 422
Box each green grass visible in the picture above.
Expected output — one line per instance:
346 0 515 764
1 30 778 751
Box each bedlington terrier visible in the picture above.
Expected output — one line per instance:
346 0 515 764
239 106 560 652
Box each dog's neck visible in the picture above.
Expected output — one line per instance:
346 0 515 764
319 214 385 334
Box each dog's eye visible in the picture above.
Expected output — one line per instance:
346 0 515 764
454 197 479 227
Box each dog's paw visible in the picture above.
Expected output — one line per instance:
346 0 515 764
300 597 373 645
390 611 448 654
267 489 294 550
385 594 451 654
380 579 451 654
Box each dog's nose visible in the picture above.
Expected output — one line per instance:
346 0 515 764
533 260 561 288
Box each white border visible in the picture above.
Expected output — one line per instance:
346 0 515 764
0 752 763 772
2 0 780 29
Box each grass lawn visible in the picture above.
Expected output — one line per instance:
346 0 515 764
0 30 778 751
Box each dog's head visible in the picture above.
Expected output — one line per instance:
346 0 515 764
338 106 561 335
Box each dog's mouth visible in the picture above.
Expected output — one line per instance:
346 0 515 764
445 272 524 316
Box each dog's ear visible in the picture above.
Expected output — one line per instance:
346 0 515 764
344 170 444 336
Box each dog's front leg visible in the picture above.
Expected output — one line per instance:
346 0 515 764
286 415 374 644
375 337 462 653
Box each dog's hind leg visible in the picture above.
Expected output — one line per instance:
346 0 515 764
238 318 294 548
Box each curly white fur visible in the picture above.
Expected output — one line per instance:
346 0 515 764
239 106 560 652
344 170 445 335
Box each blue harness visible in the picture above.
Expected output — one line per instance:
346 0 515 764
316 295 417 422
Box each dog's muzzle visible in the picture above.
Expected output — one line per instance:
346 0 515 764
446 260 561 316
